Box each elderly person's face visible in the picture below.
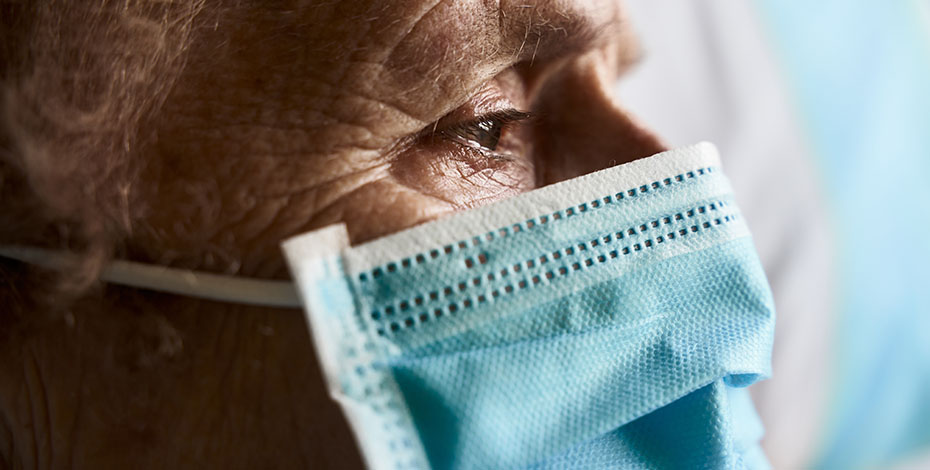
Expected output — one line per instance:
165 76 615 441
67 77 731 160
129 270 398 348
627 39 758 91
138 0 661 277
2 0 662 468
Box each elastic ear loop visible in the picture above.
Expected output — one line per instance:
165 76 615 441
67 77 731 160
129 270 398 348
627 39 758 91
0 246 301 308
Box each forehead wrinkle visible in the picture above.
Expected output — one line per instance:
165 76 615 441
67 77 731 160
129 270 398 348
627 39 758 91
374 0 510 121
372 0 626 121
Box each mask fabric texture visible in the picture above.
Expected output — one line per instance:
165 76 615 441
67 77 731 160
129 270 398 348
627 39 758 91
283 143 775 469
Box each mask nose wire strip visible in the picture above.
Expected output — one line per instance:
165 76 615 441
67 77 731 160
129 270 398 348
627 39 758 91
0 245 301 308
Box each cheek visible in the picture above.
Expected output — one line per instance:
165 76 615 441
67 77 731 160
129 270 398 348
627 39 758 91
132 149 532 279
290 140 538 246
389 145 535 210
295 177 458 244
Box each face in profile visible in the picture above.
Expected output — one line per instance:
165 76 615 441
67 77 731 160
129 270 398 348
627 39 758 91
0 0 665 467
136 0 664 277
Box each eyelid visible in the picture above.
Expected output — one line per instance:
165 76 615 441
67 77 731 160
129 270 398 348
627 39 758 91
480 109 534 122
437 108 534 154
438 109 534 138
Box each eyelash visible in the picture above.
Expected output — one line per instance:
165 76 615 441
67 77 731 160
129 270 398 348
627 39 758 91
439 109 533 157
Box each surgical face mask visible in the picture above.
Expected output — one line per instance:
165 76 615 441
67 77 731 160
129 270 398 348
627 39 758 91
0 142 775 469
283 142 775 469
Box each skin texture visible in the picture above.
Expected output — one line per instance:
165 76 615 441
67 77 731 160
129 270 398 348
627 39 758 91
1 0 664 468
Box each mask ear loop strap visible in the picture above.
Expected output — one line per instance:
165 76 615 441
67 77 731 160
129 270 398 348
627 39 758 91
0 245 301 308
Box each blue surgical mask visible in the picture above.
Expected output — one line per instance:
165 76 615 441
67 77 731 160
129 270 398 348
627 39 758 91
283 142 776 469
0 142 776 469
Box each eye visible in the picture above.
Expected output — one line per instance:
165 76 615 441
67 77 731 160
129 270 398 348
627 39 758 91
390 104 537 208
440 109 533 154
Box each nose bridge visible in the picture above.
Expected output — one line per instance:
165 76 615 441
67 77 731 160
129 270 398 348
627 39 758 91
534 59 666 186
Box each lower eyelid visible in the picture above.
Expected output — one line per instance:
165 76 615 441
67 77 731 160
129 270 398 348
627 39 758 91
438 141 512 170
390 135 535 199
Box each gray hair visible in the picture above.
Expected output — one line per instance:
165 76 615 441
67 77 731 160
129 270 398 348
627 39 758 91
0 0 205 297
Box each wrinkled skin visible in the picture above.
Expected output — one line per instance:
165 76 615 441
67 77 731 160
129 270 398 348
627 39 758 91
1 0 663 468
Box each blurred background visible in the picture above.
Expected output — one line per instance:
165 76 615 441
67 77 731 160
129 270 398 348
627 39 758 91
614 2 930 468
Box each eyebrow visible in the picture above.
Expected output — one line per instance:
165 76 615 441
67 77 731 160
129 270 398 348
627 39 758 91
379 0 632 122
498 2 610 66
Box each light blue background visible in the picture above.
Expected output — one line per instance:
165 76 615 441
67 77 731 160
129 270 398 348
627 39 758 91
755 1 930 466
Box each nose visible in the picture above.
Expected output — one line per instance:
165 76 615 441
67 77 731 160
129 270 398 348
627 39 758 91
533 54 666 186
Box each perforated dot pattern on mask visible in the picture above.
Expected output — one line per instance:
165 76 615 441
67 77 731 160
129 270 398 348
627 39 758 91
368 204 739 336
356 167 715 283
